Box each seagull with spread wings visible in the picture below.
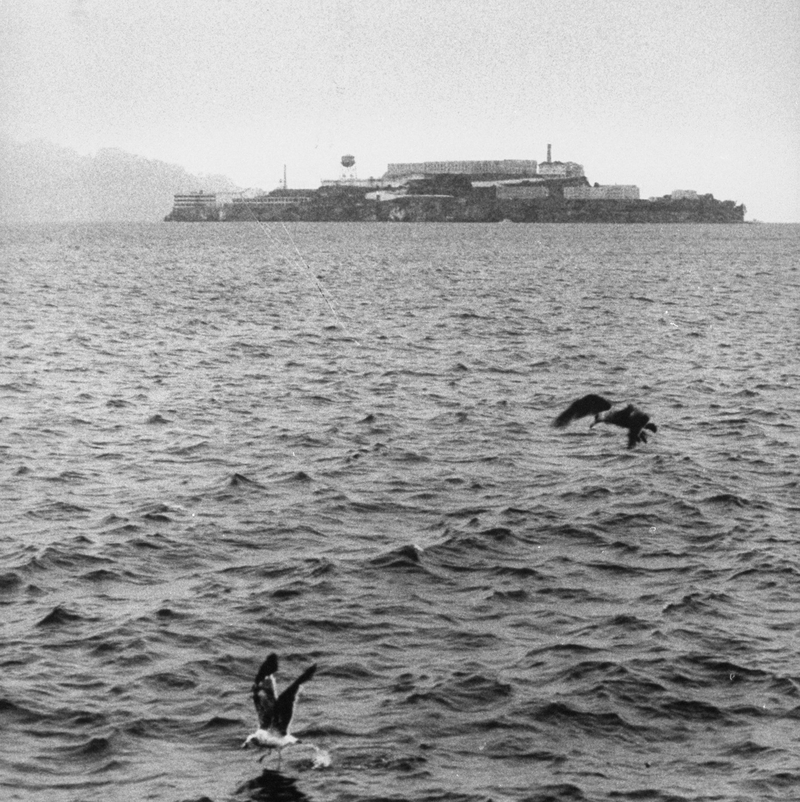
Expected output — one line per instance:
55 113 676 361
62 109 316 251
242 653 317 766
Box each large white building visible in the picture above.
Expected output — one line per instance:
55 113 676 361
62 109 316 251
384 160 538 180
172 191 217 208
537 161 585 179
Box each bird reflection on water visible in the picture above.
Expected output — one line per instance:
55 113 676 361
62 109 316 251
235 768 312 802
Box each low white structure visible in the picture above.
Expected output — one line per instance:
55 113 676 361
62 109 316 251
671 189 699 200
563 185 640 200
230 195 311 207
497 185 550 200
365 191 406 202
320 178 390 189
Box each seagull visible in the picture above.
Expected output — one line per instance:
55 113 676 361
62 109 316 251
242 653 317 766
553 394 657 448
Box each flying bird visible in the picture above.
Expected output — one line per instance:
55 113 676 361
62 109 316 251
553 394 657 449
242 653 317 766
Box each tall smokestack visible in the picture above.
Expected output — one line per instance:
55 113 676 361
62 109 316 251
547 144 552 163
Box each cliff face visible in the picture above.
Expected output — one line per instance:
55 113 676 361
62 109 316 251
166 206 221 222
497 195 745 224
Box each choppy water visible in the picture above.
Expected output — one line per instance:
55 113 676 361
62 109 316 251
1 221 799 802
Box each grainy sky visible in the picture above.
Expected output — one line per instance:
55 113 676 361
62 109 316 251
2 0 798 221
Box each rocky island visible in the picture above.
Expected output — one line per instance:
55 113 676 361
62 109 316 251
165 151 746 224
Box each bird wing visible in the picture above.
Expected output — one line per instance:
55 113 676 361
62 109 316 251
553 394 613 428
252 653 279 729
274 664 317 734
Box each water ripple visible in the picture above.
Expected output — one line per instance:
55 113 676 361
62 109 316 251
0 222 798 801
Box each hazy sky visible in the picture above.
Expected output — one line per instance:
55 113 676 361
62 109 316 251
2 0 799 221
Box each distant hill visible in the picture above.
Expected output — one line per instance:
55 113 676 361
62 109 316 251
0 137 240 222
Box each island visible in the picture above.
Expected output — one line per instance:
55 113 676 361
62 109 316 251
165 151 746 224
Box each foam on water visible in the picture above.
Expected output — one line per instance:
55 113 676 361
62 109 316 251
310 745 332 769
1 221 799 802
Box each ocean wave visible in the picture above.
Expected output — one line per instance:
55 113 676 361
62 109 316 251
2 222 798 801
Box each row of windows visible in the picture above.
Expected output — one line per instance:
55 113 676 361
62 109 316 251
386 160 538 177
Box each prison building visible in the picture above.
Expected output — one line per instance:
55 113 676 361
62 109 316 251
385 160 538 180
172 192 217 208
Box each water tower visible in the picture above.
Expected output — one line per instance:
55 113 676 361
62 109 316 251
340 154 357 182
